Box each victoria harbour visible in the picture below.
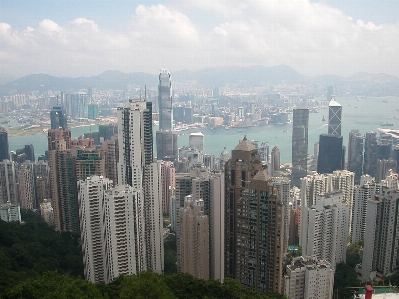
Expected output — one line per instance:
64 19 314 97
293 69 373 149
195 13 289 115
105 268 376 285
8 96 398 163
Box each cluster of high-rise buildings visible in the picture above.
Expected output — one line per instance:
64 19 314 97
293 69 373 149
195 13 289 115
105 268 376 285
1 74 399 299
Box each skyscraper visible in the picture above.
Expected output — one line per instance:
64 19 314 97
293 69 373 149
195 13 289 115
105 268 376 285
156 130 178 161
158 69 173 131
292 109 309 187
189 132 204 152
328 99 342 136
50 105 67 130
0 160 18 204
0 127 9 162
363 132 377 177
301 190 350 269
270 146 281 175
348 130 364 184
317 134 344 174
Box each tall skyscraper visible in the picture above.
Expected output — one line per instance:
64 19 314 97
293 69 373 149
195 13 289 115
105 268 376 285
177 195 209 280
78 176 113 283
50 105 67 130
156 130 178 161
328 99 342 136
301 190 350 269
317 134 344 174
0 127 9 162
235 167 285 293
292 109 309 187
270 146 281 175
0 160 18 204
116 99 163 275
18 162 36 210
363 132 377 177
348 130 364 184
158 69 173 131
361 173 399 281
160 161 175 215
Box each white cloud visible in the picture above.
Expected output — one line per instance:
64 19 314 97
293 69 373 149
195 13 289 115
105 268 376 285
0 0 398 78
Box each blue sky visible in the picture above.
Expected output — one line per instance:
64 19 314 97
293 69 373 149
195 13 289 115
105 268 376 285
0 0 398 77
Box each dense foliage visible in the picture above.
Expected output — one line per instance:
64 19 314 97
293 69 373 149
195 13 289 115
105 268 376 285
164 233 177 274
4 271 287 299
0 210 84 295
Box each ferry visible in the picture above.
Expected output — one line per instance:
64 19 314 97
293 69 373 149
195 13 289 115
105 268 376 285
380 122 393 126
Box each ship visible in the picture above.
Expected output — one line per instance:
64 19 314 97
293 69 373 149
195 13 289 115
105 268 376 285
380 122 393 126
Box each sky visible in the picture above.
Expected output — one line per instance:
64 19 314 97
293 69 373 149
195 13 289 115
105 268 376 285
0 0 398 78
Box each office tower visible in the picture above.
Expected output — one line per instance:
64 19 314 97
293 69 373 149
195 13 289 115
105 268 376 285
103 185 146 282
269 176 290 252
363 132 378 177
0 160 18 204
101 139 118 185
160 161 175 215
40 199 54 227
270 146 281 175
328 99 342 136
348 130 364 184
73 147 105 181
98 123 118 142
203 154 216 170
78 176 113 283
235 167 285 293
376 141 391 160
317 134 344 174
189 132 204 152
158 69 173 131
301 190 350 269
69 92 88 119
87 103 99 119
258 142 269 163
350 175 380 244
326 86 333 100
292 108 309 187
50 105 67 129
177 195 209 279
376 159 397 182
0 202 21 222
0 127 9 162
117 100 152 188
18 162 36 210
156 130 178 161
361 177 399 281
393 146 399 173
284 256 334 299
48 130 78 233
225 137 263 279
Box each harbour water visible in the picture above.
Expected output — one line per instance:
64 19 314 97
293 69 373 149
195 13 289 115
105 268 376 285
8 96 399 163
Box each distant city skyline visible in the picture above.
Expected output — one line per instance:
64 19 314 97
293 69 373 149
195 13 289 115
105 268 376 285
0 0 398 78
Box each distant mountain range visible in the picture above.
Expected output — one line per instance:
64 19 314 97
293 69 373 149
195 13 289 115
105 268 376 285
0 65 398 96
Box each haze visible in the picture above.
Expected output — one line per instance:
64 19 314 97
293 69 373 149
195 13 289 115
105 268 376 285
1 0 398 78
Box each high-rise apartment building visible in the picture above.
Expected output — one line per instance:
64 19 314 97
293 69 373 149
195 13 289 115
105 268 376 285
361 173 399 281
235 167 285 293
40 199 54 227
284 256 334 299
18 162 36 210
292 109 309 187
350 175 380 244
69 92 88 119
177 195 209 280
328 99 342 136
50 105 67 129
73 147 105 181
348 130 364 184
160 161 175 215
0 127 9 162
158 69 173 131
301 190 350 269
363 132 377 177
0 160 18 204
78 176 113 283
101 139 118 185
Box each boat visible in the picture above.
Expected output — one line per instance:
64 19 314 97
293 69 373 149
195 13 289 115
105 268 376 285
282 130 288 132
224 126 230 130
322 116 326 122
237 129 243 132
380 122 393 126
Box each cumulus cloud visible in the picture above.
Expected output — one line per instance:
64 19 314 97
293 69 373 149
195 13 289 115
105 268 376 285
0 0 398 78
